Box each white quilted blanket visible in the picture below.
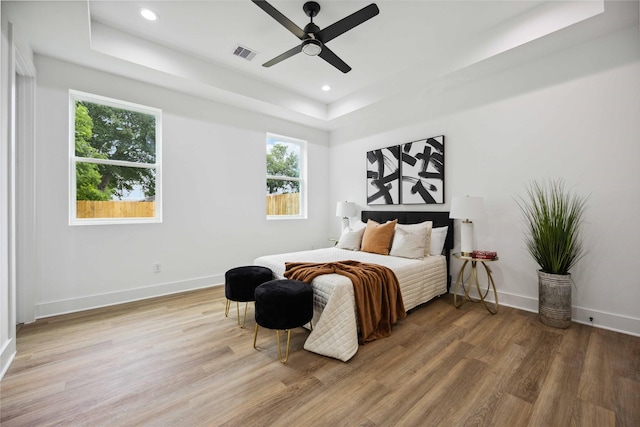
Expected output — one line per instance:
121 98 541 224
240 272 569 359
254 248 447 362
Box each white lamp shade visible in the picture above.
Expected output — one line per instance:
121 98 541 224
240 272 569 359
450 196 485 220
336 201 356 218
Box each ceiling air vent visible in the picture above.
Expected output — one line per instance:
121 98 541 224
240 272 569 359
233 45 258 62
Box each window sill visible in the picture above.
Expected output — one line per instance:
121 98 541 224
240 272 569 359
70 217 162 226
266 215 307 221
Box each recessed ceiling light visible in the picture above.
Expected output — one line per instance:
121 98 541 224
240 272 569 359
322 85 331 92
140 8 158 21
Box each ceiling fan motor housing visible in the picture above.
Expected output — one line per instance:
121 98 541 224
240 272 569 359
302 21 322 55
303 22 320 34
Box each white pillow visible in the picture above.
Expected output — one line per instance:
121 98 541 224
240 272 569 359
389 226 426 259
389 221 432 259
430 226 448 256
335 222 366 251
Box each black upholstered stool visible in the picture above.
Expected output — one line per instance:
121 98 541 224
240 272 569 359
253 279 313 363
224 266 273 328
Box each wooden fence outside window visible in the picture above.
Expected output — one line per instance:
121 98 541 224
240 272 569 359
76 201 155 218
77 193 299 218
267 193 300 215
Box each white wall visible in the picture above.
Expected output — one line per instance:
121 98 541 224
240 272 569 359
31 55 330 318
329 25 640 335
0 3 17 380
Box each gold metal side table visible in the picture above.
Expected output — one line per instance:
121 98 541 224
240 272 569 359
453 253 499 314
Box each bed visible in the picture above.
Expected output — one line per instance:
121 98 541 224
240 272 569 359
253 210 453 361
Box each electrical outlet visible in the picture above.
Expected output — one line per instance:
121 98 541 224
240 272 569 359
153 262 161 273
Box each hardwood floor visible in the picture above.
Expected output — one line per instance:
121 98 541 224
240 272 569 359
1 286 638 426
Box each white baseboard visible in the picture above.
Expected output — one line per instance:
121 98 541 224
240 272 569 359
0 338 16 381
451 288 640 337
35 274 224 319
572 306 640 337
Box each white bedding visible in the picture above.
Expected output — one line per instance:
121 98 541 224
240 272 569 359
254 247 447 361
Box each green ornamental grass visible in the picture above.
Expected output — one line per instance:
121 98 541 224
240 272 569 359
518 180 588 275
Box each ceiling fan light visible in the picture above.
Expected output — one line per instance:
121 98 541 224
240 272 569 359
302 39 322 56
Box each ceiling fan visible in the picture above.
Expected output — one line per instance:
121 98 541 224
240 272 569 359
251 0 379 73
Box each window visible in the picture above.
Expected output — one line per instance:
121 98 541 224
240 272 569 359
70 90 161 225
266 133 306 219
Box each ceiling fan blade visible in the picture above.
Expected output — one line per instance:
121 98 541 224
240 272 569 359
251 0 306 40
316 3 380 44
318 46 351 73
263 45 303 68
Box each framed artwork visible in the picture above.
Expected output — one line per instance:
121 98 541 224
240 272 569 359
400 135 445 204
366 145 400 205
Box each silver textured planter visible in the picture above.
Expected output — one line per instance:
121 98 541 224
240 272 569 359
538 271 572 328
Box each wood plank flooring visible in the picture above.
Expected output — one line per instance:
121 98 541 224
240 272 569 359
1 286 639 426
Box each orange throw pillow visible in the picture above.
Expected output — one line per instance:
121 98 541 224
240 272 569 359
361 219 397 255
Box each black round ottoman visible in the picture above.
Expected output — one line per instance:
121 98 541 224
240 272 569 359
224 265 272 327
253 279 313 363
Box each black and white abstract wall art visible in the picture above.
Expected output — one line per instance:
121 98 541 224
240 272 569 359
400 136 445 204
366 145 400 205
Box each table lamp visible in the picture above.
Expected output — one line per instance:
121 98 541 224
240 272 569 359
336 201 356 231
450 196 485 256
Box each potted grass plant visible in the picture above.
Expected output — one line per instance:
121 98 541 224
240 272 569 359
517 179 588 328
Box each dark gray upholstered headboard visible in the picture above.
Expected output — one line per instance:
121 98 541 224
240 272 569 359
361 210 454 290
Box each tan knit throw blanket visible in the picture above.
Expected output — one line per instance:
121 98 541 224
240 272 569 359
284 260 406 344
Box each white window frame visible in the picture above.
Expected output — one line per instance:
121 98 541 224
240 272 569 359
69 90 162 225
266 132 307 220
